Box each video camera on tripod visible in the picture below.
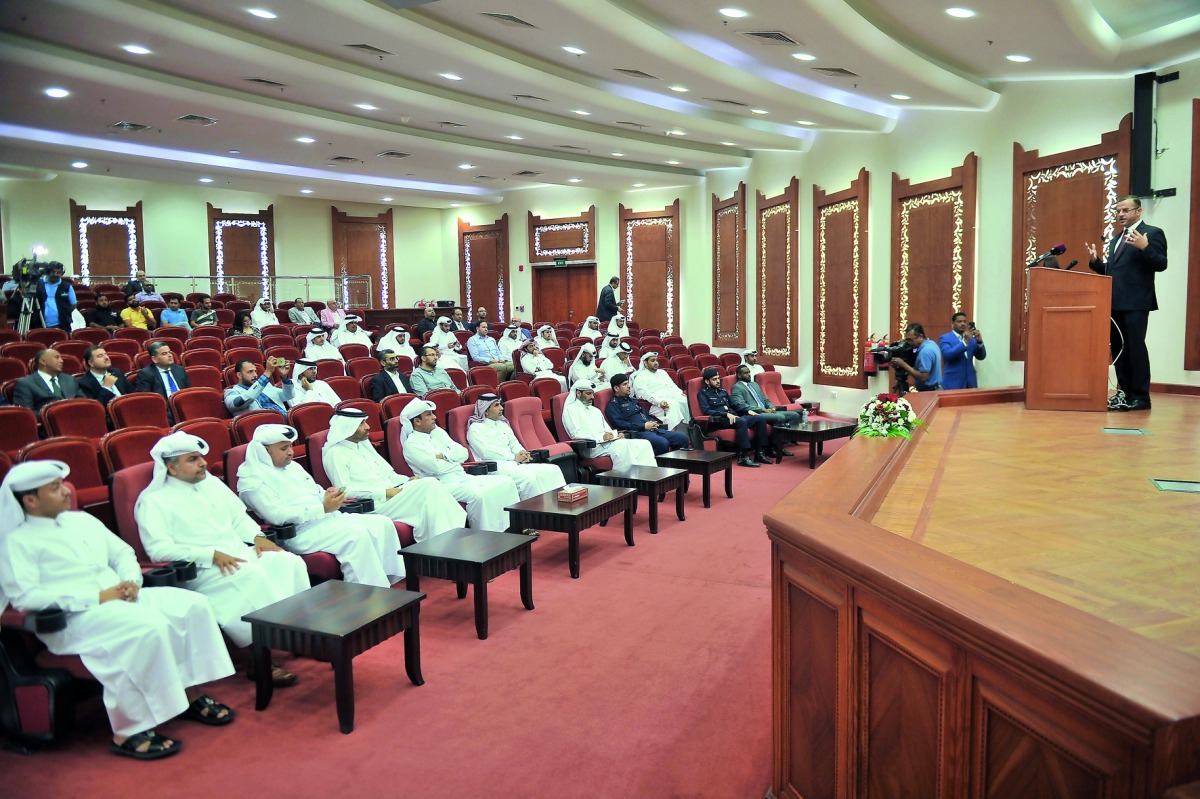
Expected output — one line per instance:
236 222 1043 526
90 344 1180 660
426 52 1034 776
870 340 918 395
9 253 67 336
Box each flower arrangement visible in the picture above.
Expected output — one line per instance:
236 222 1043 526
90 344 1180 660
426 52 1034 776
855 393 926 439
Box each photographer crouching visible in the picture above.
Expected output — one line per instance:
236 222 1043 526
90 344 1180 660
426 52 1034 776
888 323 942 395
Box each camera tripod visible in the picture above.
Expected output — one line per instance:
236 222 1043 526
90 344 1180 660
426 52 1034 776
15 283 42 337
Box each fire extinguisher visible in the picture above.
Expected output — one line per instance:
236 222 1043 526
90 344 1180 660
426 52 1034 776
863 334 879 375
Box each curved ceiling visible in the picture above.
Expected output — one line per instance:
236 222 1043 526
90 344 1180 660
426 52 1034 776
0 0 1195 207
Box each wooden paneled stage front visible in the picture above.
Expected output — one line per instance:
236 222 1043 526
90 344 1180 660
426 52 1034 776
766 390 1200 799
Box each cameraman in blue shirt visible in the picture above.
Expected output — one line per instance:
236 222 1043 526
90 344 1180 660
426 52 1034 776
890 322 942 392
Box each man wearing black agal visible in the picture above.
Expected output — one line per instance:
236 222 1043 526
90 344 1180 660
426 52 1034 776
1086 195 1168 412
695 367 772 468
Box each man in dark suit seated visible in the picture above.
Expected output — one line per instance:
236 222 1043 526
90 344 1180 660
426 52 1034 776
134 340 192 422
13 348 81 414
695 366 772 468
369 349 413 401
415 306 438 340
78 345 134 411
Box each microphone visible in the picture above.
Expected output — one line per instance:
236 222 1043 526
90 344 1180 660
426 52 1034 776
1064 259 1079 271
1036 244 1067 260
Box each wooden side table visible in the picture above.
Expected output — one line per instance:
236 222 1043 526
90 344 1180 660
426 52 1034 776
654 449 736 508
505 485 638 578
595 465 687 534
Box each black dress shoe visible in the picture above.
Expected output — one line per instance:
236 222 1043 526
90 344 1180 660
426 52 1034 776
1117 399 1151 411
737 454 760 468
754 452 775 465
776 448 795 457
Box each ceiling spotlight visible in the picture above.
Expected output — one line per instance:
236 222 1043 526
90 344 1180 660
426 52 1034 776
795 120 815 126
890 93 911 100
450 203 462 208
355 103 378 110
458 163 474 170
562 46 586 55
439 73 463 81
381 196 393 202
296 136 316 143
945 7 976 18
299 188 313 194
632 183 646 188
572 109 591 116
247 9 277 19
720 141 736 146
228 149 241 154
568 178 582 183
669 86 688 93
1006 54 1032 63
198 177 214 183
44 87 70 98
506 135 524 141
719 8 747 18
750 108 768 115
122 44 152 55
611 152 625 157
791 52 816 61
667 130 686 136
71 161 88 169
665 160 680 165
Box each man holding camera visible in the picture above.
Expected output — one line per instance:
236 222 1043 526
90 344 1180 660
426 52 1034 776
938 313 985 390
36 262 76 333
890 323 942 393
224 357 294 417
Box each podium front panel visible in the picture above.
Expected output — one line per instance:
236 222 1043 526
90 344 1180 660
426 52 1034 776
1024 268 1110 411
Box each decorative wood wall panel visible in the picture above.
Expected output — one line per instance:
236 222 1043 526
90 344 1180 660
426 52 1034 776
1010 116 1130 360
458 214 509 323
526 205 595 265
813 169 869 389
712 183 747 348
891 153 978 342
332 207 392 309
69 200 146 282
207 203 275 300
619 200 680 334
756 178 800 367
1187 99 1200 371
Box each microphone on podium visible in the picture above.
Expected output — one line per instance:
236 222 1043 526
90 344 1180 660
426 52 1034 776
1027 244 1067 268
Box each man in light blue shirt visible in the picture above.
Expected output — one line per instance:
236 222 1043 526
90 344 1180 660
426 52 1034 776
225 357 294 417
37 264 76 331
159 297 192 331
135 283 165 303
890 322 942 392
466 322 514 380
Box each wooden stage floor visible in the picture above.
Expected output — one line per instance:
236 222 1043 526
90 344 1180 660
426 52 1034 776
874 394 1200 660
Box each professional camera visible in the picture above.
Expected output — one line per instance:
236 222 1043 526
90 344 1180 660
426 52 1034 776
870 340 916 367
11 257 58 286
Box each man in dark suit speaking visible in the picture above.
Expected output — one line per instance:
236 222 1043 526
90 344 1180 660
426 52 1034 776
134 340 192 422
13 349 81 414
1086 195 1168 412
78 345 134 410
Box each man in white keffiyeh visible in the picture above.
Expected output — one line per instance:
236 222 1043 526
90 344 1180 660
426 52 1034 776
519 337 565 390
560 380 656 470
465 394 566 500
633 351 690 430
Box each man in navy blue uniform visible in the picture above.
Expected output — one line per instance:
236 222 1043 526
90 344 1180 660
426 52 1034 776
694 367 772 468
604 373 688 455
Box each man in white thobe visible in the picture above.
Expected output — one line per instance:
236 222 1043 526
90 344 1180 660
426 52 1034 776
237 424 404 587
322 408 465 542
597 334 623 362
376 328 417 361
741 349 765 379
580 315 604 341
289 358 340 407
568 342 606 386
0 460 235 760
604 342 636 377
400 400 520 532
331 315 373 348
304 327 345 365
633 352 690 430
135 432 308 686
250 297 277 329
498 324 524 362
560 379 656 469
520 338 566 390
430 317 470 372
465 394 566 500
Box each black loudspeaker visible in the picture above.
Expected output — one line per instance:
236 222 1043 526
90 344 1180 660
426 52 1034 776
1130 72 1154 198
435 300 455 308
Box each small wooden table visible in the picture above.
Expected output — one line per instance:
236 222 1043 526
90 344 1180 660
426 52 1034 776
242 581 425 734
654 449 736 508
505 485 638 578
400 528 534 640
770 419 857 468
595 465 687 534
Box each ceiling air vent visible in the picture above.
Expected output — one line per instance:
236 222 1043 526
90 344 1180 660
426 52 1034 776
513 170 543 177
512 94 548 103
704 97 750 107
481 12 536 28
614 121 648 130
741 31 800 46
377 150 412 159
474 175 497 180
614 68 659 80
110 121 151 132
812 67 860 78
344 44 394 56
556 144 590 151
329 156 361 163
245 77 287 88
176 114 218 126
437 121 466 128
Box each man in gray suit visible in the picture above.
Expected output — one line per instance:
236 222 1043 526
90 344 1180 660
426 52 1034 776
730 364 797 459
13 349 82 414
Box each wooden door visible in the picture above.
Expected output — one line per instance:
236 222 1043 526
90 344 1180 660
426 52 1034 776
532 264 595 326
333 208 392 309
207 203 275 300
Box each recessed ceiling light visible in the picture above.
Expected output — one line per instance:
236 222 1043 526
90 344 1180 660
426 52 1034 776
439 73 463 81
198 177 214 183
791 52 816 61
667 130 686 136
355 103 378 111
665 160 680 165
568 178 582 183
506 135 524 141
890 93 911 100
633 183 646 188
299 188 313 194
611 152 625 157
122 44 152 55
1006 54 1032 63
71 161 88 169
44 87 70 98
669 85 688 93
458 163 474 170
945 7 976 18
296 136 316 143
720 141 737 146
562 46 585 55
228 149 241 154
450 203 462 208
572 109 591 116
719 8 747 18
795 120 815 126
751 108 768 115
381 196 393 202
247 9 277 19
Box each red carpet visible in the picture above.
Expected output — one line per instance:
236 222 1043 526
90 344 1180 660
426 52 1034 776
3 444 842 799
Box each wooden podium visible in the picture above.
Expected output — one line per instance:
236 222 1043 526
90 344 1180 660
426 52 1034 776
1024 267 1111 411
